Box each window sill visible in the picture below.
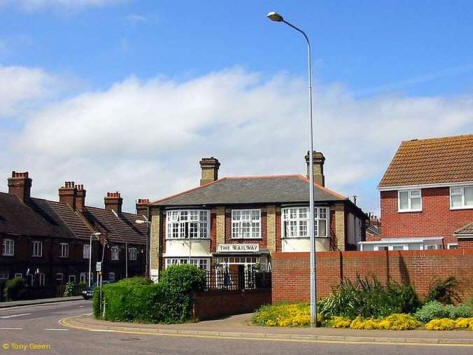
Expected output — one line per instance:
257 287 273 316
450 206 473 211
397 209 422 213
282 236 329 239
230 237 262 240
165 238 211 241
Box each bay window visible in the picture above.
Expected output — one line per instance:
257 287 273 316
398 189 422 212
165 258 210 271
231 209 261 239
282 207 329 238
166 210 210 239
450 186 473 209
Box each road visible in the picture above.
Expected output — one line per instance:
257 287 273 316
1 300 472 354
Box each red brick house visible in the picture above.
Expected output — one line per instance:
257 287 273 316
148 152 367 282
0 172 147 299
360 134 473 251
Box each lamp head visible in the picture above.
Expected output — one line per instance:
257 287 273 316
135 219 146 224
267 11 283 22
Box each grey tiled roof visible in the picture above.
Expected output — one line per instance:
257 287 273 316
153 175 347 206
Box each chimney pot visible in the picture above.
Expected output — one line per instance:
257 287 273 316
199 157 220 186
305 151 325 187
59 181 76 209
75 183 86 212
136 198 150 217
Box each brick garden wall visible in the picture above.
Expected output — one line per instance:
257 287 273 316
272 250 473 303
192 289 271 321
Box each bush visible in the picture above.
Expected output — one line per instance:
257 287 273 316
3 277 27 301
63 282 75 297
415 301 473 322
252 302 319 327
425 318 456 331
318 276 421 319
341 314 421 330
329 316 351 328
426 277 462 304
93 266 206 324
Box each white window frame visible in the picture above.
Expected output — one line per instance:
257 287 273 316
39 273 45 287
373 245 408 251
68 275 76 283
282 207 330 238
166 210 210 239
424 244 438 250
447 243 459 250
2 239 14 256
79 272 87 283
60 243 69 258
165 258 210 271
108 272 115 281
0 271 9 280
111 245 120 261
231 209 261 239
398 189 422 212
129 247 138 261
450 186 473 210
83 244 90 259
32 240 42 257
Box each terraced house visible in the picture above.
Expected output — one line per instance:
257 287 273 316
148 153 367 282
360 134 473 251
0 172 147 299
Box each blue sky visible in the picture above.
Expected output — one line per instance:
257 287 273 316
1 0 473 215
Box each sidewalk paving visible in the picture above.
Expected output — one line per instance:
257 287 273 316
61 313 473 345
0 296 83 308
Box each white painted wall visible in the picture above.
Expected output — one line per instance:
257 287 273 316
282 238 330 252
164 239 211 257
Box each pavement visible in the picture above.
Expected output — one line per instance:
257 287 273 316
0 296 83 308
2 301 473 354
61 312 473 346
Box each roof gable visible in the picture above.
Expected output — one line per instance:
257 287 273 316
379 134 473 188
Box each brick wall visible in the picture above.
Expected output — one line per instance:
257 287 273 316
192 289 271 321
272 250 473 303
381 188 473 245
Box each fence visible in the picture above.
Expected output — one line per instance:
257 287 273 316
204 270 271 291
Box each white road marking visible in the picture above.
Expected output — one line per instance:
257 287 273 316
44 328 69 331
0 327 23 330
0 313 31 319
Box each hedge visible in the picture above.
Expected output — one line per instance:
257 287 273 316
93 266 206 323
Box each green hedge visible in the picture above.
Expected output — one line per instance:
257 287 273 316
3 277 27 301
93 265 206 323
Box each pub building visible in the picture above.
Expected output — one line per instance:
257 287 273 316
148 154 366 286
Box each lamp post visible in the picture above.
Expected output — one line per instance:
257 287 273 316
89 232 101 287
267 11 317 327
135 217 151 279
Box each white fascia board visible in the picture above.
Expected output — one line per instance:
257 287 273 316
378 181 473 191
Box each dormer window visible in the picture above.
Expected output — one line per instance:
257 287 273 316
398 189 422 212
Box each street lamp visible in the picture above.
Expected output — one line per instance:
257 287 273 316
135 216 150 279
267 11 318 327
89 232 101 287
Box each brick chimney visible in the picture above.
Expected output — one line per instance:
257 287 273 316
75 184 86 212
136 198 149 218
105 192 122 214
199 157 220 186
59 181 76 209
305 151 325 187
8 171 32 203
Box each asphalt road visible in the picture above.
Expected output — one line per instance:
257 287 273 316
1 300 473 355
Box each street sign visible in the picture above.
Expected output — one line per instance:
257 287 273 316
96 262 102 272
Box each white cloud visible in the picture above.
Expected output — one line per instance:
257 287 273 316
0 0 125 11
0 66 60 117
2 67 473 215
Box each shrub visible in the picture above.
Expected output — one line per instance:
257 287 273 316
63 282 75 297
425 318 456 331
415 301 448 322
3 277 27 301
376 314 421 330
318 276 421 319
93 266 206 324
415 301 473 322
329 316 351 328
426 277 462 304
454 317 473 329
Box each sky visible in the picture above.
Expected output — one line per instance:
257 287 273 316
0 0 472 215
